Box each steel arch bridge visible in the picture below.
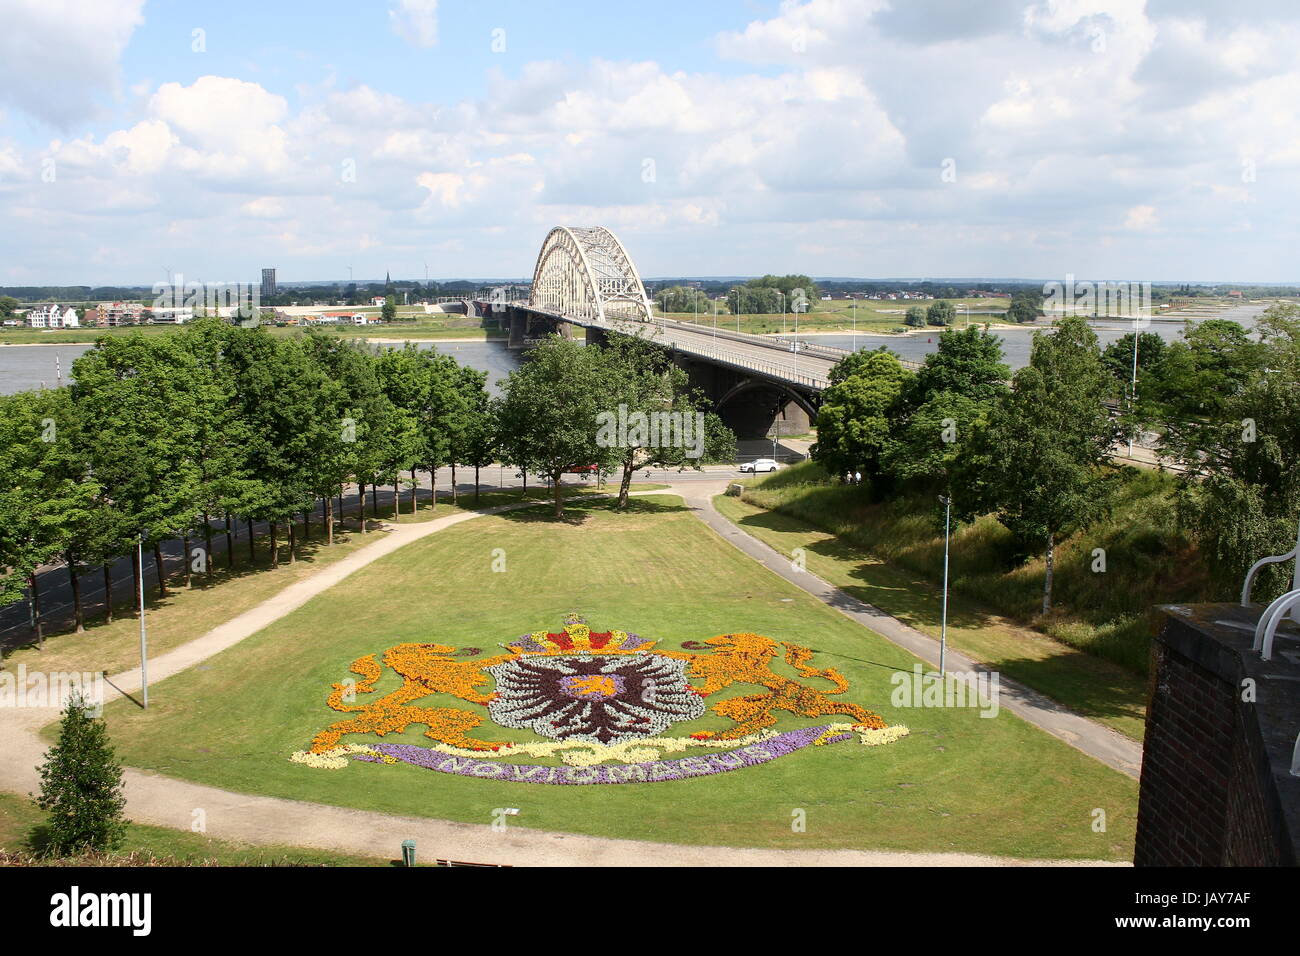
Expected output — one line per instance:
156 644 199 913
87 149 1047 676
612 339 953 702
528 226 654 323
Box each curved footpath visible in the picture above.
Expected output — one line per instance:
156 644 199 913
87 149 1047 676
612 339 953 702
0 485 1130 866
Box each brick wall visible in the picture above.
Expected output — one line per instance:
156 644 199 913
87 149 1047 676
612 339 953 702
1135 606 1299 866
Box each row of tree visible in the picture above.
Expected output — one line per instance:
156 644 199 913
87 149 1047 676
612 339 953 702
813 305 1300 611
0 321 736 640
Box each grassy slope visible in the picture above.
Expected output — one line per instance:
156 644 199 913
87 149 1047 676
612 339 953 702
714 493 1148 741
95 495 1136 860
737 461 1207 677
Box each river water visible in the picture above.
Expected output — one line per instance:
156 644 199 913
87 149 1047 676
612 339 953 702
0 339 523 396
0 304 1270 395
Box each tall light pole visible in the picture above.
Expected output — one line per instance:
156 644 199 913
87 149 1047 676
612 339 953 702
137 536 149 708
938 495 951 677
1127 323 1140 457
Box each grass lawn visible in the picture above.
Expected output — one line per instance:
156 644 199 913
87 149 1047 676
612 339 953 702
658 297 1011 336
713 494 1148 741
93 495 1136 860
0 791 401 866
3 482 666 676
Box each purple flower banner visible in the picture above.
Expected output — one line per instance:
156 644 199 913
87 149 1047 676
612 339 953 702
354 725 854 785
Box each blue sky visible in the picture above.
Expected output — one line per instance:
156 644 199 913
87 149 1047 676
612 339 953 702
2 0 1299 285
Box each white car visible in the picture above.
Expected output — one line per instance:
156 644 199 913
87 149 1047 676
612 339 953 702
740 458 779 473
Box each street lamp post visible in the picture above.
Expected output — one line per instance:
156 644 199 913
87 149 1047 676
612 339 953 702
137 536 149 708
1127 325 1140 457
938 495 951 677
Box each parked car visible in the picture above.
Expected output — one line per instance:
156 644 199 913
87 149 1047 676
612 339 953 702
565 464 599 474
740 458 779 473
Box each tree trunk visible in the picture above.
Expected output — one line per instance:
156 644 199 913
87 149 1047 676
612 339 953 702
103 563 113 623
1042 531 1055 615
182 533 192 587
247 520 256 562
153 541 168 597
270 521 279 569
451 464 458 503
618 452 635 510
410 468 418 512
288 520 297 565
225 514 234 568
474 465 480 504
336 491 343 531
370 482 377 517
357 482 367 533
204 512 214 579
394 480 400 517
429 469 436 512
67 554 84 633
553 472 564 518
30 573 43 647
321 497 328 539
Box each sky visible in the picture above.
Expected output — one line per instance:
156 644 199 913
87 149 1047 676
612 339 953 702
1 0 1298 286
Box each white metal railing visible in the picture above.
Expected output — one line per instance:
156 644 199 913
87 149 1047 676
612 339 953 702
1241 520 1300 608
1253 589 1300 661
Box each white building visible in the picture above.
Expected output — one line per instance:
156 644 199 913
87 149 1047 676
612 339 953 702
27 304 79 328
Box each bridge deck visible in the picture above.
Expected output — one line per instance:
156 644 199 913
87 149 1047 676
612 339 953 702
511 302 921 390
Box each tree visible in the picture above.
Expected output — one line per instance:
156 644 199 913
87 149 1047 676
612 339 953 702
496 336 617 517
904 305 927 328
381 296 397 323
34 691 127 856
1006 290 1042 324
1172 304 1300 598
902 324 1010 408
602 335 736 508
1148 319 1264 426
70 334 205 599
926 300 956 326
811 350 911 484
1101 331 1166 389
959 316 1121 613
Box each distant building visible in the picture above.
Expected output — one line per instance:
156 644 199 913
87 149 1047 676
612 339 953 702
149 307 193 324
321 311 378 325
26 304 79 328
261 268 277 298
99 301 146 326
369 296 387 306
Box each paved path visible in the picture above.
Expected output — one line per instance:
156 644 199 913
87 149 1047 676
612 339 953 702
0 486 1129 866
685 482 1143 778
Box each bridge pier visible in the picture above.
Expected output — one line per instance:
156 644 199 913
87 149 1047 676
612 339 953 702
507 307 527 349
674 355 816 439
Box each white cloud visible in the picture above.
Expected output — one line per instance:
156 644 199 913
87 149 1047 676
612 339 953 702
0 0 145 128
389 0 439 48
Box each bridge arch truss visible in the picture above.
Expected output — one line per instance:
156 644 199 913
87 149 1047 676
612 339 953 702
529 226 653 323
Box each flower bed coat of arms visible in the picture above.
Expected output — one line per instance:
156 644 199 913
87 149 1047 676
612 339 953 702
291 615 908 784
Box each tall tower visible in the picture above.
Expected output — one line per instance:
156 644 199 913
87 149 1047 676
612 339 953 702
261 268 277 298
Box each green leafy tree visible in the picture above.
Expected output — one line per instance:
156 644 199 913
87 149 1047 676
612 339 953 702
926 300 956 326
496 336 618 517
1172 304 1300 598
381 296 397 323
904 305 927 328
70 334 205 598
959 316 1121 613
602 335 735 508
811 350 911 484
1006 291 1042 324
34 691 127 856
